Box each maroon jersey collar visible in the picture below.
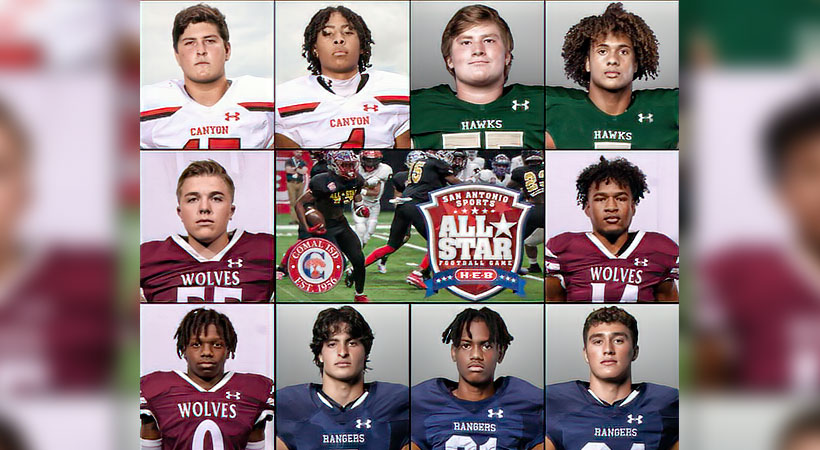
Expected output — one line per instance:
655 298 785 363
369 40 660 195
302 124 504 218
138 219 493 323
173 369 235 392
171 229 245 262
585 230 646 259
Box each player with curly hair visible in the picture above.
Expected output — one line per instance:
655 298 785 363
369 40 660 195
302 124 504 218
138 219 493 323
546 2 678 149
276 306 409 450
546 156 679 302
275 6 410 148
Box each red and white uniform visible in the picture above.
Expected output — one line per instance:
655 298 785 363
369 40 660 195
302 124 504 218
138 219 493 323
140 230 274 303
140 371 274 450
274 71 409 148
140 76 274 149
546 230 679 302
354 162 393 245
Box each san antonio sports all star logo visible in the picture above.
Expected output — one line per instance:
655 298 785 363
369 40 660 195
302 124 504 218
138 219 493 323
287 237 344 293
419 184 531 301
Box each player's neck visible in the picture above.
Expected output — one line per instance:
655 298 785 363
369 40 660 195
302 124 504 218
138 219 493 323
320 70 359 82
184 77 230 107
588 374 633 405
321 375 365 407
187 232 230 259
454 81 504 105
188 369 226 391
588 84 632 116
453 379 495 401
592 230 630 255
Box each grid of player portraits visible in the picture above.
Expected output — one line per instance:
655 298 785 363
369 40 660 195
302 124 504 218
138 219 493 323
139 1 679 450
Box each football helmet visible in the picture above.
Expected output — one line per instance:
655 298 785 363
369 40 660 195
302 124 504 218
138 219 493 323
491 154 511 178
465 150 479 160
360 150 383 172
405 150 427 168
327 150 360 179
521 150 544 164
451 150 467 173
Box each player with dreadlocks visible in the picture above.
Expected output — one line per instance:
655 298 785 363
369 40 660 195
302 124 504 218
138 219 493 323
412 307 544 449
546 156 679 302
276 306 409 450
545 2 678 149
274 5 410 148
140 308 274 450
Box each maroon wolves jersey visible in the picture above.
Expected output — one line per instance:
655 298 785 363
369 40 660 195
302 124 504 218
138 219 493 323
546 231 679 302
140 371 274 450
141 230 274 302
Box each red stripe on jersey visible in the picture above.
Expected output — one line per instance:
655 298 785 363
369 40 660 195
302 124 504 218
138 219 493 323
278 102 321 117
238 102 275 112
140 106 182 122
374 95 410 106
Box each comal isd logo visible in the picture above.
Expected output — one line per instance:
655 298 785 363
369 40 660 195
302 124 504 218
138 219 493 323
419 184 531 301
287 237 344 293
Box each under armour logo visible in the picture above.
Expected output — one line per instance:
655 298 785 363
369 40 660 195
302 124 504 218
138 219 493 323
363 104 379 112
627 414 643 424
225 391 241 400
511 100 529 111
634 258 649 267
487 408 504 418
355 418 372 429
227 258 243 268
225 112 240 121
637 113 653 123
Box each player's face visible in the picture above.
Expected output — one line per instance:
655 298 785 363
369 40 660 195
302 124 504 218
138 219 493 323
174 22 231 84
447 22 511 88
585 32 636 93
584 179 636 242
779 132 820 248
184 324 229 382
314 12 361 78
583 322 638 384
177 175 235 245
451 319 504 387
319 328 366 383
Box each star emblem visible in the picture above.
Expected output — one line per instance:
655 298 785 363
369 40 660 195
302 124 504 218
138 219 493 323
489 213 514 238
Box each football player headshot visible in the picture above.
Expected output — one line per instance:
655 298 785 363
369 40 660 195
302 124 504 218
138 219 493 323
546 154 679 302
545 306 679 450
410 3 545 149
411 307 544 450
274 3 410 148
140 157 275 302
140 3 274 149
545 2 678 149
293 150 370 302
276 306 409 450
140 307 274 450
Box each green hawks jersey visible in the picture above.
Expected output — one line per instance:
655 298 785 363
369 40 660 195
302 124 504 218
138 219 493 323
411 83 544 149
546 86 679 149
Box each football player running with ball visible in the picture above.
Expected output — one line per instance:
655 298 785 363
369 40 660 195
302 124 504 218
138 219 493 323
354 150 393 247
295 150 371 302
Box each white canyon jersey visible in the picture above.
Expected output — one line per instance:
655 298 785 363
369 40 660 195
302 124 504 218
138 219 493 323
140 76 274 149
275 70 409 148
358 162 393 206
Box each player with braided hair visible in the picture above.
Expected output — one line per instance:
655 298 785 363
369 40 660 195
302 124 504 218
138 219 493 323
140 308 274 450
546 2 678 149
412 307 544 449
546 156 679 302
